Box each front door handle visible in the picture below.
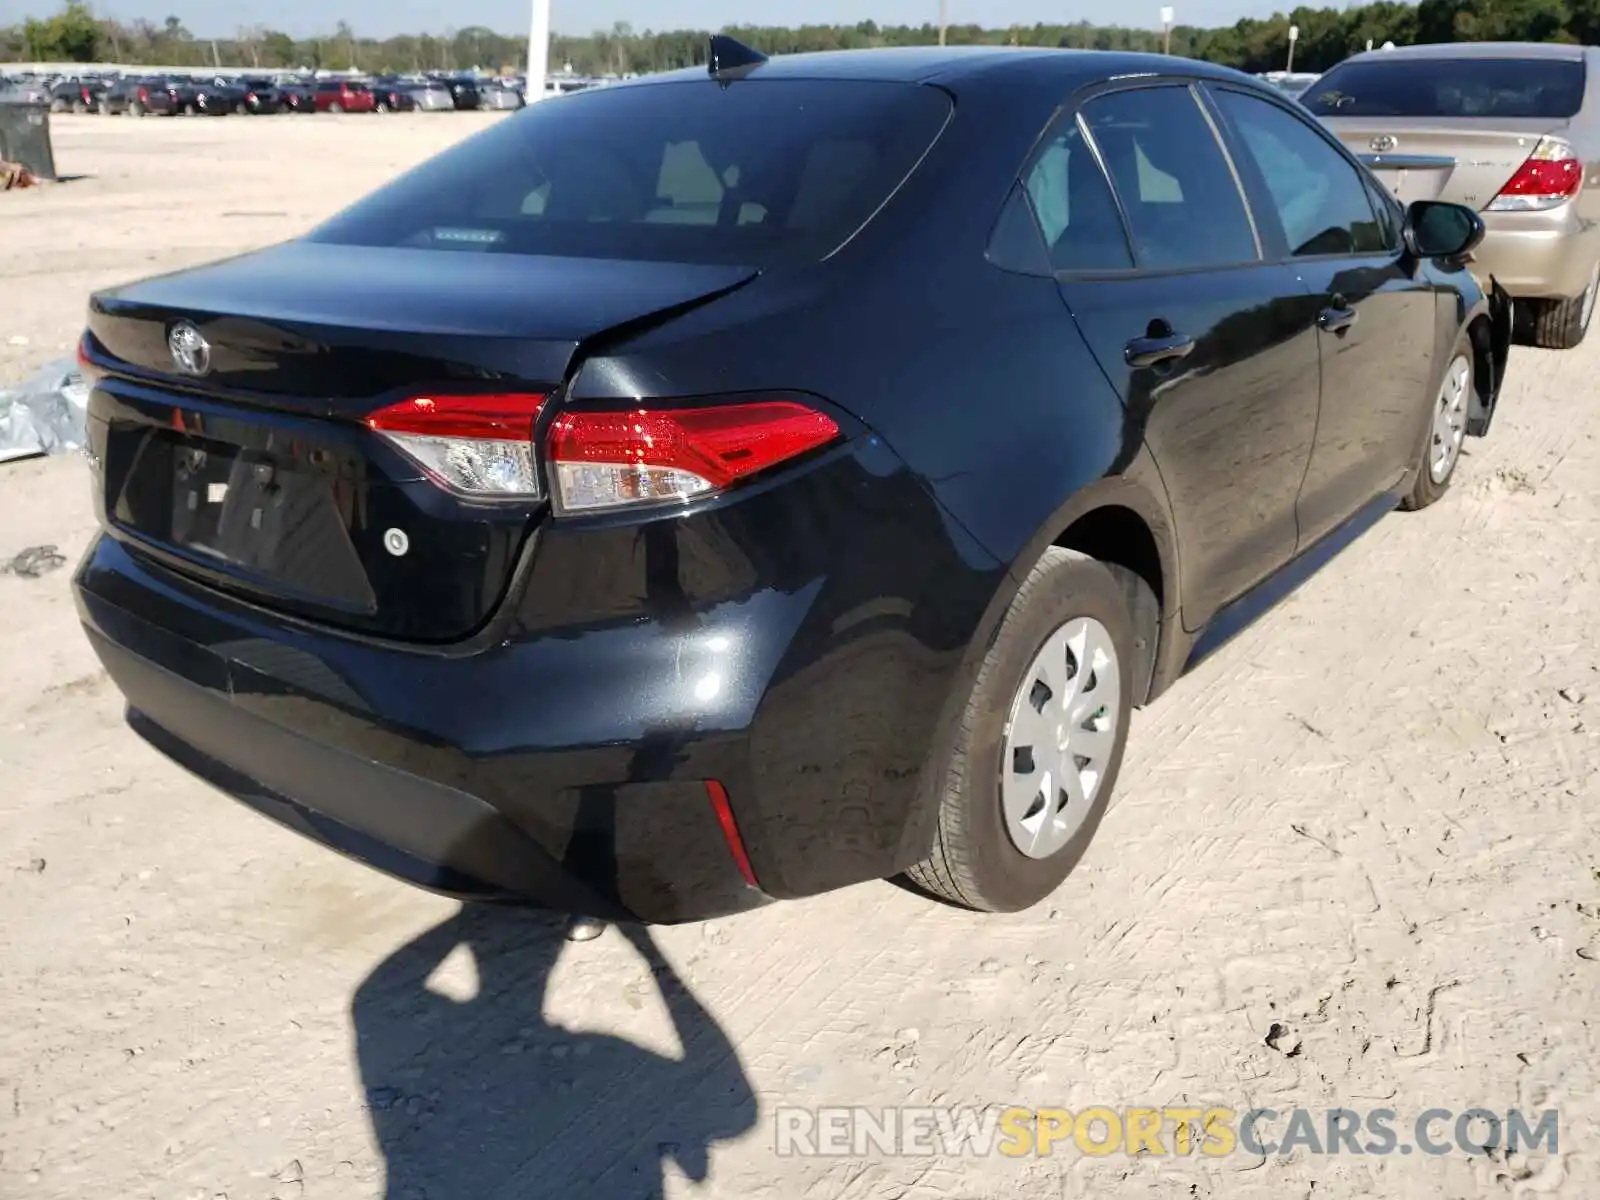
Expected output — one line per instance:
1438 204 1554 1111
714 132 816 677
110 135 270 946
1124 332 1196 368
1319 305 1358 334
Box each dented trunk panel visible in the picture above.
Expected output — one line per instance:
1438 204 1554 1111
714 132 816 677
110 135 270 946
81 240 760 641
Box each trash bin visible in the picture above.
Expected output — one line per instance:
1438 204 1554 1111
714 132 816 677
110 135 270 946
0 101 57 182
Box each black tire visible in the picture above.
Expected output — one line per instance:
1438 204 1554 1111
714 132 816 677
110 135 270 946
905 548 1134 912
1528 270 1598 350
1401 341 1473 511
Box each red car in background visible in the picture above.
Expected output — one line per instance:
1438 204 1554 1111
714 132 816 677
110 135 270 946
312 80 376 113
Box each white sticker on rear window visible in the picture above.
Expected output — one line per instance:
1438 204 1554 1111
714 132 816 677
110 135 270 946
432 227 504 245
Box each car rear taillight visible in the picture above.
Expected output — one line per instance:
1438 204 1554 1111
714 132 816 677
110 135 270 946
1488 136 1584 212
366 393 547 497
546 399 840 513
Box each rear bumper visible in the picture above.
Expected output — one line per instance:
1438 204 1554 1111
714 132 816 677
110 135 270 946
1475 211 1600 300
73 433 1004 920
77 538 767 922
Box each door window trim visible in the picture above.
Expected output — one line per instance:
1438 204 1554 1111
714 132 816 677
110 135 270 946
1200 81 1401 264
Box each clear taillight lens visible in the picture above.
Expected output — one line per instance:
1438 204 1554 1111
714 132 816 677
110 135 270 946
366 393 547 498
547 399 840 514
1488 137 1584 212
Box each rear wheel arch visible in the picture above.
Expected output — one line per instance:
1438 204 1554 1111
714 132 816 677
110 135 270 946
1052 505 1164 707
1003 467 1182 708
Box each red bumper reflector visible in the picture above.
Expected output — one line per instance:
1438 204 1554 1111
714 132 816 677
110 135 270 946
705 780 760 890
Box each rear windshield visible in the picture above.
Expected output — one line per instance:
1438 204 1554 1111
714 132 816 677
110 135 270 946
1305 58 1586 119
306 78 953 267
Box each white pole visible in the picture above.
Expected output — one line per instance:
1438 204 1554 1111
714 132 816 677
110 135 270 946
528 0 550 100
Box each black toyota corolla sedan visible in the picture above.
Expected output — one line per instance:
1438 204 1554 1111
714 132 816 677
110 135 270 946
73 41 1512 923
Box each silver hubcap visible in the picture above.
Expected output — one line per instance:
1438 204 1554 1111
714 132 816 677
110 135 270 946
1001 616 1121 859
1582 261 1600 333
1429 355 1470 484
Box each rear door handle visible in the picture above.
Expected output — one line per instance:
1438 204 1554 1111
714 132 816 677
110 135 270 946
1123 332 1196 368
1319 305 1358 333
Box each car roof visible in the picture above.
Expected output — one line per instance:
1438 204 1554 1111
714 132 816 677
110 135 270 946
1340 41 1587 64
613 45 1252 91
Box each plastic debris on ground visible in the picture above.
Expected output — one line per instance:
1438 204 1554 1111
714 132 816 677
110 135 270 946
0 357 87 464
1 545 67 578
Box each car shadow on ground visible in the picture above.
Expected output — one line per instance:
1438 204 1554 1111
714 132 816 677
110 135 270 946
351 905 758 1199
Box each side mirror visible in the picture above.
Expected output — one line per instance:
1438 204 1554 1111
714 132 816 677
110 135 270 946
1404 200 1485 260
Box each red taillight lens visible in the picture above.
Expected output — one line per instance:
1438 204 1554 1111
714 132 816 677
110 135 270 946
1489 137 1584 212
547 399 840 513
366 392 547 497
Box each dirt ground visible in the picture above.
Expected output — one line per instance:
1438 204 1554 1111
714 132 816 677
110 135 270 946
2 113 1598 1200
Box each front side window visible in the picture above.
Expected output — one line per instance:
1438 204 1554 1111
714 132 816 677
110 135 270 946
1211 88 1388 257
1078 86 1258 271
308 79 951 267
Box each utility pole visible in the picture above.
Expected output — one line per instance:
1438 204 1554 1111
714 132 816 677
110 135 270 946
1285 23 1298 72
1159 6 1173 54
939 0 947 46
528 0 550 101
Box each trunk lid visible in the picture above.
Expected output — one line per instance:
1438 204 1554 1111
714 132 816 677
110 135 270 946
1322 117 1569 208
85 240 757 642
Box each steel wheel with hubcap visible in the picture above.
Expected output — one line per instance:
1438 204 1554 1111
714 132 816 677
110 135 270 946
1428 355 1470 485
1001 616 1120 859
1402 344 1474 511
907 547 1135 912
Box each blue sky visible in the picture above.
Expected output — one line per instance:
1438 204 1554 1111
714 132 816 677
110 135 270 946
4 0 1295 40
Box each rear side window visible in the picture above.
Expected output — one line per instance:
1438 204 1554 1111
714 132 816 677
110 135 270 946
1212 89 1388 257
1024 119 1132 271
1079 86 1258 271
1305 58 1585 119
308 79 951 267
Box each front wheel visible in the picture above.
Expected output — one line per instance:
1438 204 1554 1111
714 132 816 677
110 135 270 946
1401 346 1473 511
906 548 1133 912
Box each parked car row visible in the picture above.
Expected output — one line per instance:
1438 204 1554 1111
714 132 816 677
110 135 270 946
8 68 607 117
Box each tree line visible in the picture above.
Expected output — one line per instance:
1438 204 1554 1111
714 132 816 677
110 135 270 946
4 0 1594 77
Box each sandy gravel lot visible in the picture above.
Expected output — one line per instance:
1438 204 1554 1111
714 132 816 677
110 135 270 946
2 113 1598 1200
